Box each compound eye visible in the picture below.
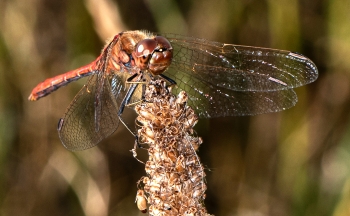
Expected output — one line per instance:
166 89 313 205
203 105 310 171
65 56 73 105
134 39 157 58
154 36 172 51
148 36 173 75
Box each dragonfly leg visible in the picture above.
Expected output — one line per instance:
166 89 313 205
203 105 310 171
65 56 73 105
118 83 138 137
118 80 145 148
126 73 147 85
124 74 149 108
159 74 177 87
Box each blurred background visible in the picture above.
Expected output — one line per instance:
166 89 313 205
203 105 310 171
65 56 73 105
0 0 350 215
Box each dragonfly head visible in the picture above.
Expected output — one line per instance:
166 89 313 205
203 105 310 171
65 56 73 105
133 36 173 75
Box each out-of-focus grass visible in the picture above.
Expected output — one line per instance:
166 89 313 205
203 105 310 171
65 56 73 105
0 0 349 215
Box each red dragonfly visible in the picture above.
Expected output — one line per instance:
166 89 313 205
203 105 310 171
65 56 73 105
29 30 318 151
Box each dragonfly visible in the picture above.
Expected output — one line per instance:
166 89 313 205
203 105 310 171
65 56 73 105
29 30 318 151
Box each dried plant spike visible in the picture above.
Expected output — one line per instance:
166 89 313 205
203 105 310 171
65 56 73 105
135 79 212 215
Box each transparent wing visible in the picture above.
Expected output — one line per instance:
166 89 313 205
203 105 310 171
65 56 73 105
58 73 125 151
163 33 318 91
161 33 317 117
165 67 297 118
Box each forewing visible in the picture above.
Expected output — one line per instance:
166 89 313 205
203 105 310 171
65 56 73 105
163 33 318 92
58 73 123 151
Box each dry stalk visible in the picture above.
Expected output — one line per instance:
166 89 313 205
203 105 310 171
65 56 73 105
134 79 210 215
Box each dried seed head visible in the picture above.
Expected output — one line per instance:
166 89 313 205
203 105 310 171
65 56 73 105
134 80 211 215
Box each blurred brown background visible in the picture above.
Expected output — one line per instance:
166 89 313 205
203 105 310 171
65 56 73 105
1 0 350 215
